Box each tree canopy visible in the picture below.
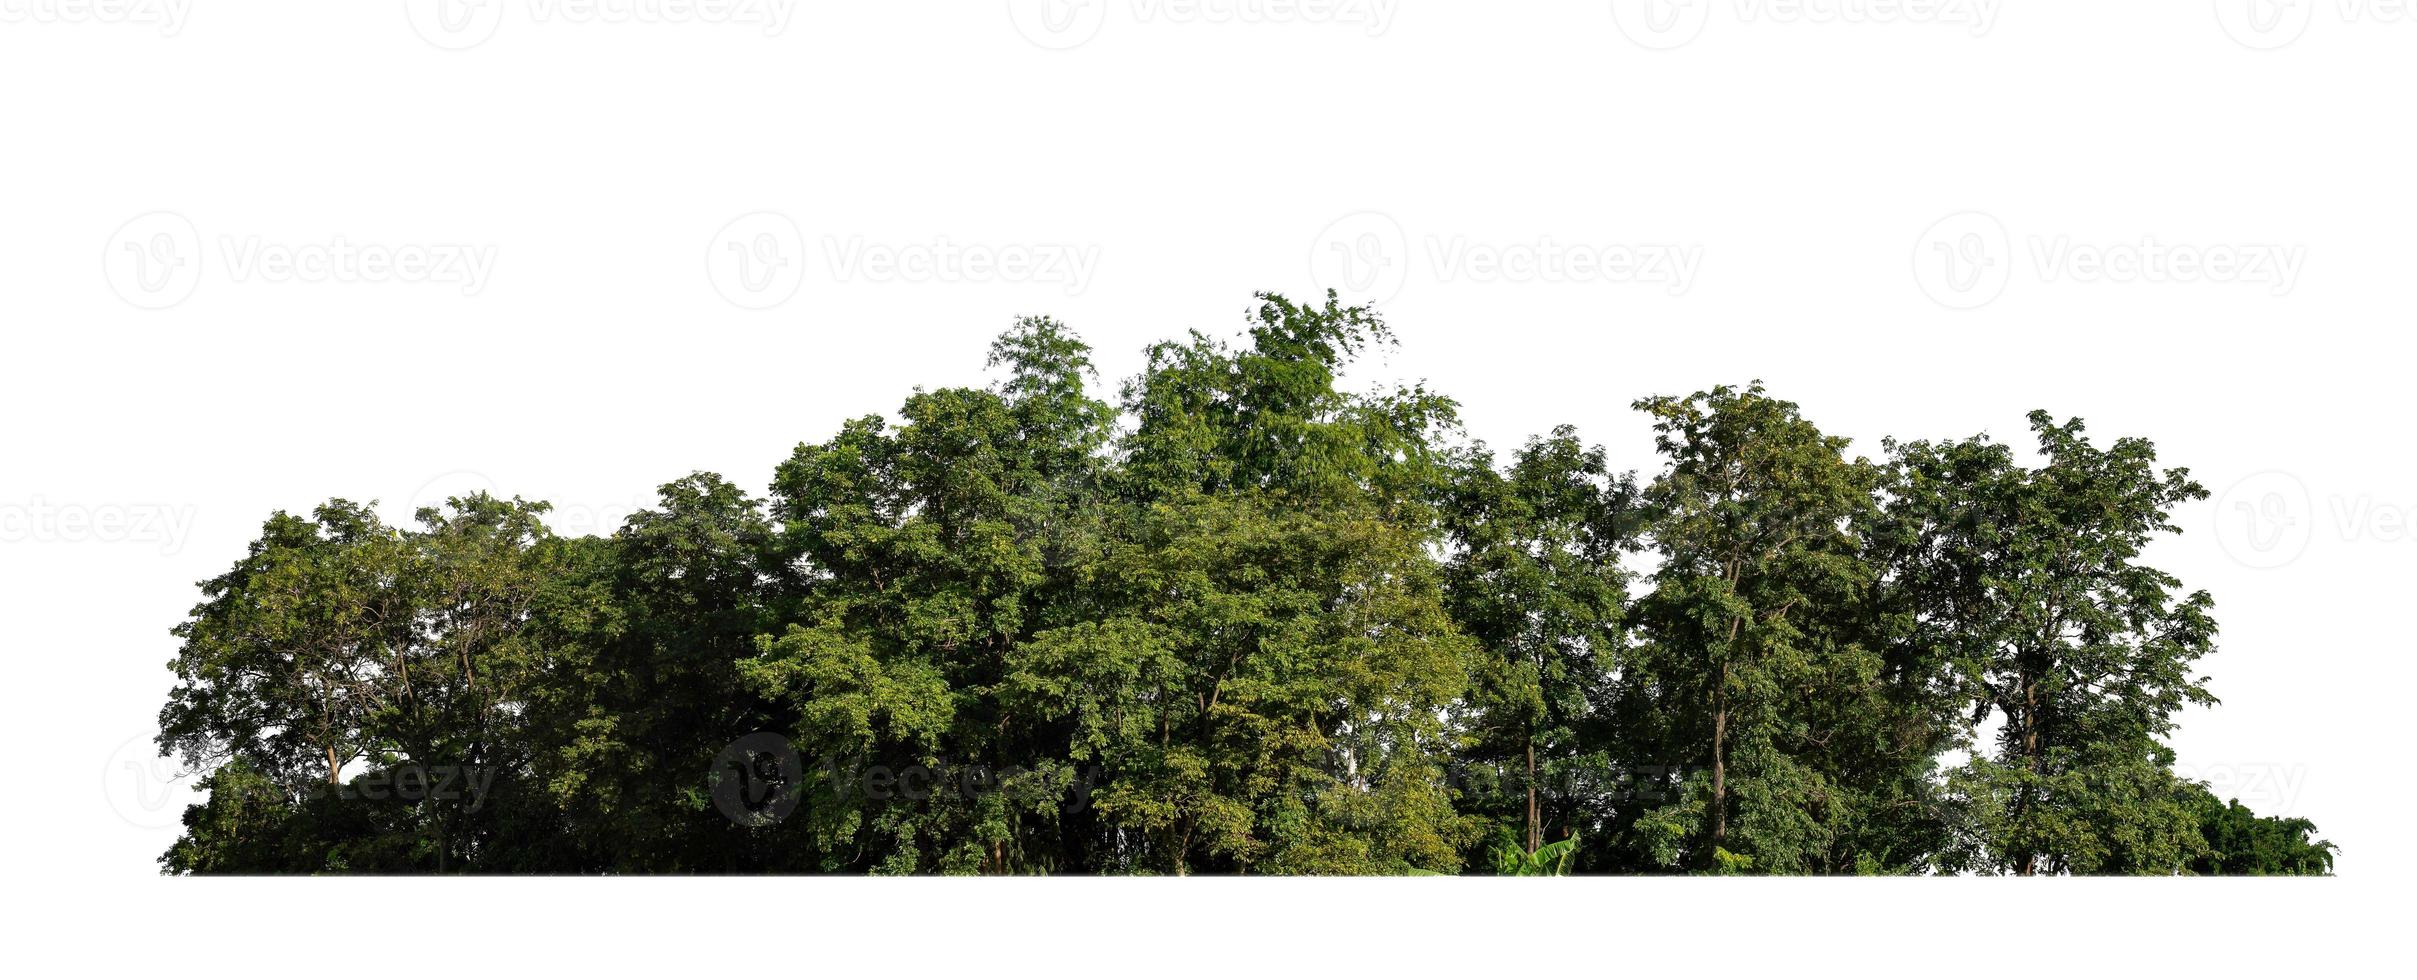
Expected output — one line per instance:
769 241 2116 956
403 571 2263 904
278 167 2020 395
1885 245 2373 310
154 293 2331 875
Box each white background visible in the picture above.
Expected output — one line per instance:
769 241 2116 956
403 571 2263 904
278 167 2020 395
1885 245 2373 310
1 1 2400 974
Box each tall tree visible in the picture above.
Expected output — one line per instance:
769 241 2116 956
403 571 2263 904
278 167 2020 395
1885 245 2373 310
1622 384 1885 873
523 473 789 872
162 493 577 872
1892 413 2219 875
1003 293 1478 874
161 500 405 793
151 296 2328 876
1442 428 1635 862
747 316 1117 873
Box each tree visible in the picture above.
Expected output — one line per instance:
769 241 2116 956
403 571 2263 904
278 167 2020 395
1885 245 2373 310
152 296 2327 876
2183 787 2336 875
521 473 789 872
1443 427 1635 863
161 493 577 872
1892 413 2219 875
1009 491 1476 874
162 500 404 792
746 316 1118 873
1621 384 1888 873
1006 294 1479 874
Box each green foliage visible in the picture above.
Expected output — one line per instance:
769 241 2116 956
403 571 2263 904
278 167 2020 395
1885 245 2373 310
1496 835 1581 876
1444 428 1636 866
2182 786 2336 875
153 295 2323 875
1890 414 2220 875
1616 384 1910 874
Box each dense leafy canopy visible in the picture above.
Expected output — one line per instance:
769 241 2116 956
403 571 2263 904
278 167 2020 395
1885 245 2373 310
155 294 2330 875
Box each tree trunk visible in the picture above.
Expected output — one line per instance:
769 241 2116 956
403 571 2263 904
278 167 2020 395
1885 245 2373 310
1710 658 1730 857
320 681 342 785
1526 737 1540 854
1709 595 1743 862
1174 818 1191 877
2016 665 2043 877
1710 683 1728 850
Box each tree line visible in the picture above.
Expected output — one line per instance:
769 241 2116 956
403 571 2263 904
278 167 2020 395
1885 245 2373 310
155 293 2335 875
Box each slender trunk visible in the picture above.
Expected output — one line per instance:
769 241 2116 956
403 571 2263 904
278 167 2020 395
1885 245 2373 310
1709 558 1744 863
1710 613 1739 858
1710 664 1728 852
1525 736 1540 854
320 678 342 785
1174 819 1192 877
2016 663 2043 877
